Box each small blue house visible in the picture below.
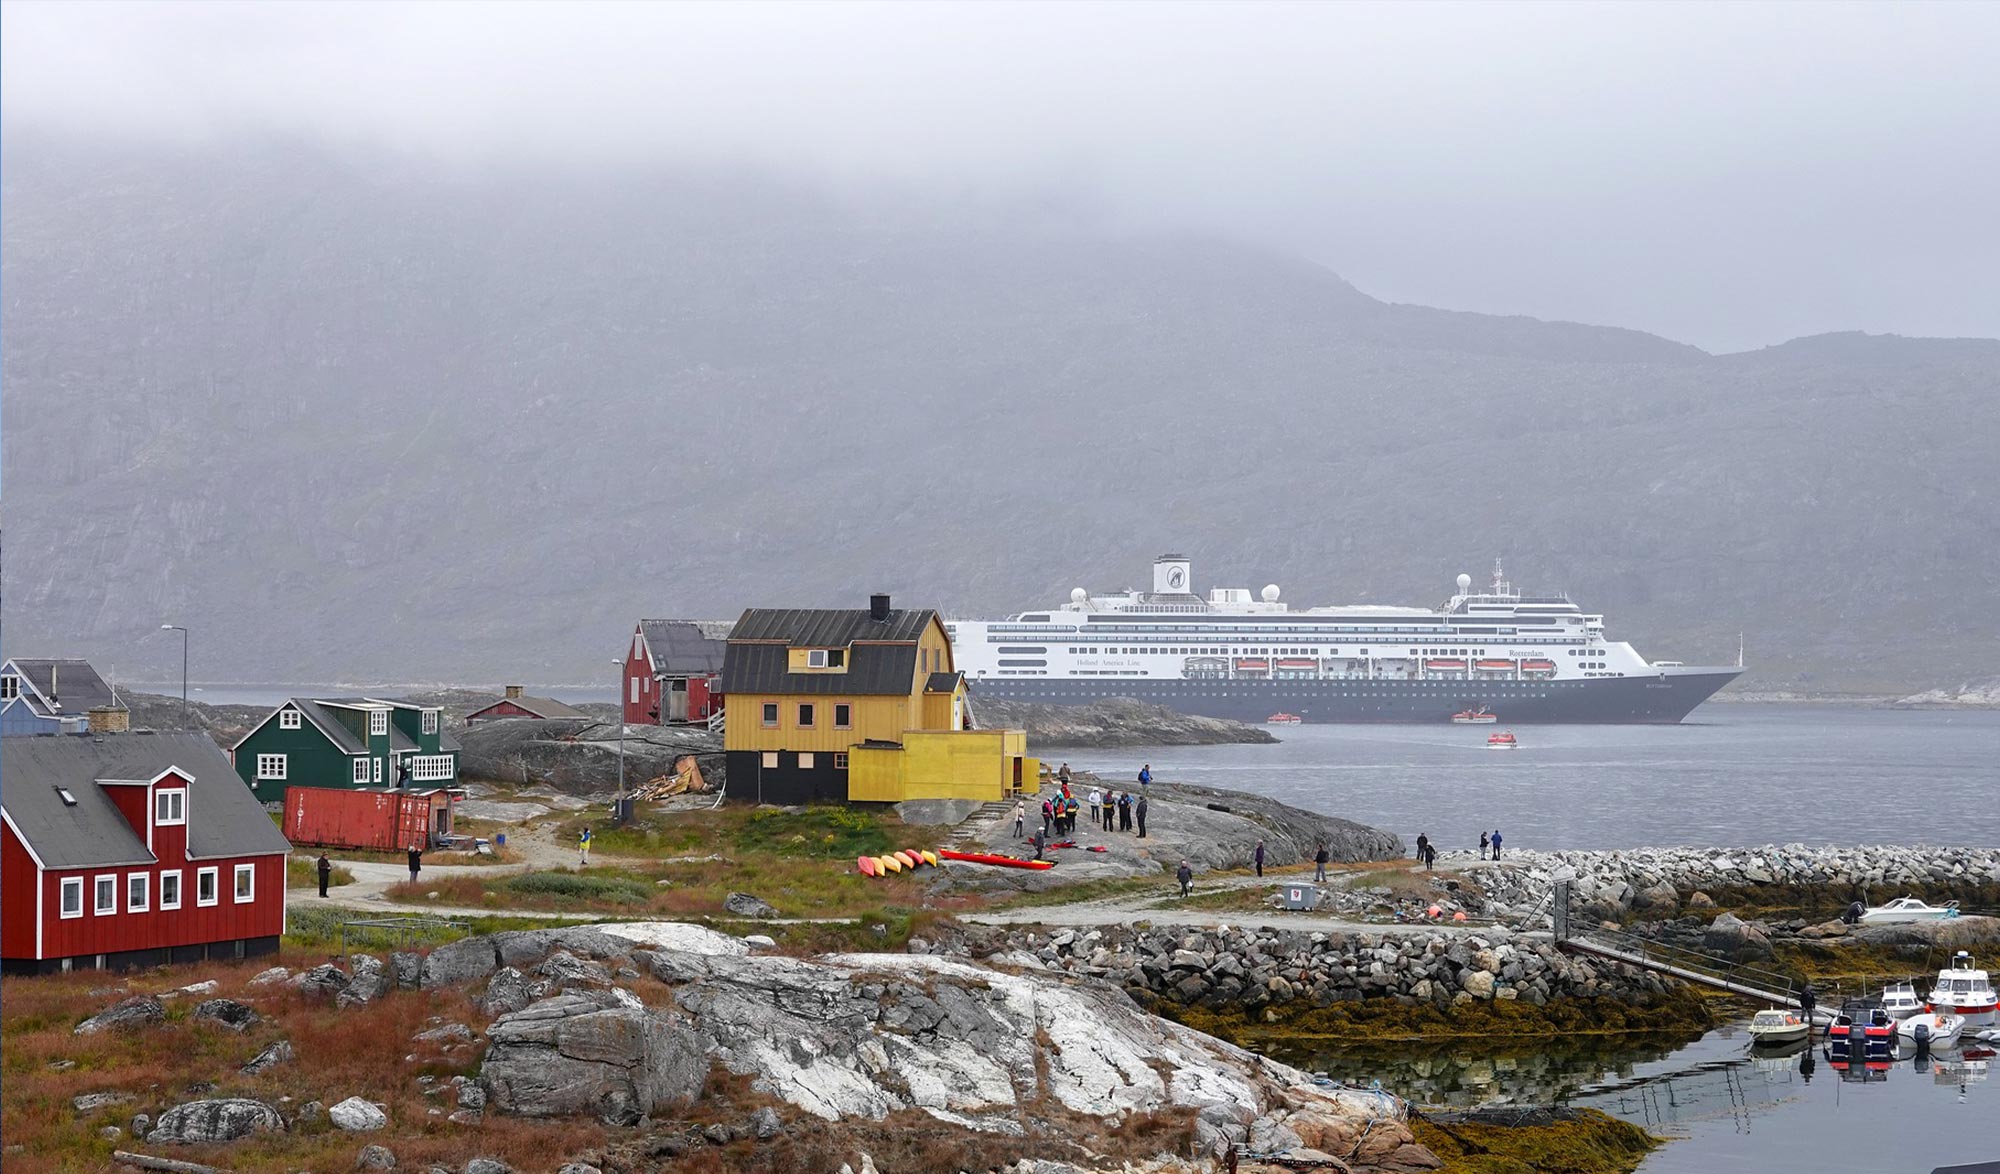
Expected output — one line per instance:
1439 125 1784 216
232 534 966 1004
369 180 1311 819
0 659 120 738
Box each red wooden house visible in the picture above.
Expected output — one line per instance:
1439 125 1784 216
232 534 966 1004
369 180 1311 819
622 620 732 725
2 732 292 974
465 685 590 724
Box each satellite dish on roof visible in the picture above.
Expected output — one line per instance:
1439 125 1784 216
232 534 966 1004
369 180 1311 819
1261 584 1280 603
1457 573 1473 592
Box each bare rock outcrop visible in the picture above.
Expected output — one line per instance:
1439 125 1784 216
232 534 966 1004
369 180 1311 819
482 994 707 1125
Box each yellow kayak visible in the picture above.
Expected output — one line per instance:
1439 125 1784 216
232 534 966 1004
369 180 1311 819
895 851 919 869
880 854 903 874
920 849 940 868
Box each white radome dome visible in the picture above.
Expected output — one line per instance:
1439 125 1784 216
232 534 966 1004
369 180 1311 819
1457 573 1473 592
1070 587 1089 603
1261 584 1281 602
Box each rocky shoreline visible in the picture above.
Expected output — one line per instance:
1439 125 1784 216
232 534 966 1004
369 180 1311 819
1457 844 2000 925
942 924 1684 1020
969 696 1279 747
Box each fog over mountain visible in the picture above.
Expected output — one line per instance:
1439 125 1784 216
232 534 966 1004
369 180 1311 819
4 4 1997 693
4 137 1996 693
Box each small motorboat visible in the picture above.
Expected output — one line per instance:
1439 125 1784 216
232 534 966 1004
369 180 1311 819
1928 952 2000 1026
1451 707 1497 725
1898 1011 1965 1048
1827 1002 1896 1073
1747 1008 1812 1045
1486 730 1518 750
1266 712 1303 725
1881 981 1927 1019
1860 896 1960 924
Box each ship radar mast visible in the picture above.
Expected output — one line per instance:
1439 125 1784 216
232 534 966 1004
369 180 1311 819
1490 558 1515 598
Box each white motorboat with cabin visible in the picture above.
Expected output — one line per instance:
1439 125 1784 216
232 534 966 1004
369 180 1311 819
1898 1011 1965 1048
1859 896 1960 924
1929 952 1999 1026
1747 1008 1812 1045
1880 981 1927 1019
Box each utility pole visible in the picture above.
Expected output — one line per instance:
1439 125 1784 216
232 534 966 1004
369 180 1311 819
611 660 628 823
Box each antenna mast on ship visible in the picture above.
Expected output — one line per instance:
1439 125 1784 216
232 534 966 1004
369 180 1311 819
1738 633 1745 668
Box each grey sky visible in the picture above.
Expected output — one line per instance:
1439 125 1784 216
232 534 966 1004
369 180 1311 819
5 0 1995 351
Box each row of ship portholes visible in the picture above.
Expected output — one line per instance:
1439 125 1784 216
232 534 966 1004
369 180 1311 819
993 687 1558 700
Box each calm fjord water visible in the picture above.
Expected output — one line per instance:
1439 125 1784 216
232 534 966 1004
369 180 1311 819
1070 705 2000 850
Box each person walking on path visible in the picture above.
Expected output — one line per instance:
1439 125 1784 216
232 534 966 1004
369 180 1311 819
1490 829 1503 859
1422 842 1437 871
1254 840 1265 878
1014 800 1026 839
1031 828 1045 861
1088 788 1102 827
1117 792 1131 831
406 844 422 884
1058 763 1073 789
1177 859 1194 897
1415 832 1429 862
1138 764 1153 788
1042 797 1054 837
1479 831 1490 860
316 852 332 898
1065 795 1080 835
578 827 593 867
1314 842 1330 883
1136 794 1149 839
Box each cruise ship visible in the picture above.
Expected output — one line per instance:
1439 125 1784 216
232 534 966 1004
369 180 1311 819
947 555 1743 724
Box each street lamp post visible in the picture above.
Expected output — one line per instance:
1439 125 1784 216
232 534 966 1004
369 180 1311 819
161 625 189 728
611 660 628 823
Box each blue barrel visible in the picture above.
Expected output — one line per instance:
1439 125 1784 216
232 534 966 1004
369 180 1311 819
494 832 507 848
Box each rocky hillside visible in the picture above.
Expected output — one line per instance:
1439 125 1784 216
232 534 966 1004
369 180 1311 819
4 136 1996 693
1893 676 2000 708
971 696 1277 746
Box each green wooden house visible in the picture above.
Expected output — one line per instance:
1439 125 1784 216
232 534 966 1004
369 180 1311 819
231 698 460 803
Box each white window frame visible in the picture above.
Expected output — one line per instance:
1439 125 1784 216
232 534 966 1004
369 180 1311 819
372 758 383 784
834 703 852 729
60 877 84 919
94 874 117 915
760 751 779 769
369 709 388 737
155 788 186 826
807 649 828 668
833 752 848 770
422 708 439 735
196 866 219 907
411 755 454 782
353 758 371 784
233 863 255 904
127 872 149 913
798 752 815 769
0 674 18 700
159 869 182 911
630 677 641 704
255 753 287 780
278 709 302 729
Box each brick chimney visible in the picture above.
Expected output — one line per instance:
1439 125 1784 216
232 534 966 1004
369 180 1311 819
504 685 524 699
88 706 130 734
869 593 891 623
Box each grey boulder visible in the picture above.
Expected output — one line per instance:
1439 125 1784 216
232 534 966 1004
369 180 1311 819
148 1098 284 1144
75 996 165 1035
723 892 778 919
481 994 706 1125
192 998 261 1031
329 1096 389 1131
241 1039 297 1075
356 1143 397 1170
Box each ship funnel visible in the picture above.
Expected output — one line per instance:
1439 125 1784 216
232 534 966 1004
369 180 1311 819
1152 554 1191 595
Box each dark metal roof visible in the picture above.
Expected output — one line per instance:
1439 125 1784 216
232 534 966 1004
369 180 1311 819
721 607 938 696
638 620 732 676
245 699 462 755
925 672 964 694
2 732 292 869
4 658 119 717
466 695 589 720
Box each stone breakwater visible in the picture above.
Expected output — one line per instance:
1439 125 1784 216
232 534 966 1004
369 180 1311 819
1458 845 2000 923
956 924 1674 1013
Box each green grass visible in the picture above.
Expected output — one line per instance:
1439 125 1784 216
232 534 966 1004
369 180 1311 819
568 802 901 862
505 870 655 905
730 805 896 858
286 856 355 889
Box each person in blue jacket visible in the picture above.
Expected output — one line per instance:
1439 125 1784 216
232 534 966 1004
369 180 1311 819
1490 828 1503 859
1138 764 1152 788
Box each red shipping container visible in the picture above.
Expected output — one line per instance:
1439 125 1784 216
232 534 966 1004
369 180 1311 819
283 787 459 852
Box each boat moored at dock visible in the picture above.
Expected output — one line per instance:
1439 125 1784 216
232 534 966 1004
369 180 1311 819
1929 953 1998 1026
948 555 1742 724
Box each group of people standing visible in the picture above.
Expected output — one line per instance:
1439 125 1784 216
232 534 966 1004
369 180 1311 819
1411 828 1504 870
1014 763 1152 855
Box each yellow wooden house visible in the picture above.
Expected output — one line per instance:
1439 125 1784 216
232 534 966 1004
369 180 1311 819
721 594 1035 805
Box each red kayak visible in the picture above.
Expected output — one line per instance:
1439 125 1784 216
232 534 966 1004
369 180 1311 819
938 849 1055 871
